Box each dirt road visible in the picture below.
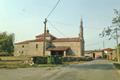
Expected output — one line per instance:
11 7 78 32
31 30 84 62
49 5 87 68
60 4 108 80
0 60 120 80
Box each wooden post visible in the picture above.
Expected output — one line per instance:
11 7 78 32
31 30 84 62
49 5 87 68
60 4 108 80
43 18 47 56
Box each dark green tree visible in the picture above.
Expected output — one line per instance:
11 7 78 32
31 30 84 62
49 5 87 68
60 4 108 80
0 32 14 54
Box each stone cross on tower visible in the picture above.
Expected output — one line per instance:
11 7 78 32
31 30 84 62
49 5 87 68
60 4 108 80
79 17 85 56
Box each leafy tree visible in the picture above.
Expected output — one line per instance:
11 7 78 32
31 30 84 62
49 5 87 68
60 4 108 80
100 9 120 61
0 32 14 54
100 9 120 44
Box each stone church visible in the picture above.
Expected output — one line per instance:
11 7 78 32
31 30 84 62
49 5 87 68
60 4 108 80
14 19 85 57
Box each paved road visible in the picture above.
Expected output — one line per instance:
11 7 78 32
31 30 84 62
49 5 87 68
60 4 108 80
0 60 120 80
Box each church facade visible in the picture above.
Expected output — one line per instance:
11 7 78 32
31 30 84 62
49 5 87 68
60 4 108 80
14 19 85 57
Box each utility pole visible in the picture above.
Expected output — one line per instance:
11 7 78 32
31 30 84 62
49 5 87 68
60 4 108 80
43 18 47 57
42 0 60 57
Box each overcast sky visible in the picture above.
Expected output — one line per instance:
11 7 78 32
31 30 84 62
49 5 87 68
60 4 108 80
0 0 120 50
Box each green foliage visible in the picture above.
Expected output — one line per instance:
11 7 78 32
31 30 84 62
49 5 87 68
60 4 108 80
114 63 120 69
33 56 48 64
33 56 63 64
48 56 63 64
0 32 14 54
100 9 120 40
63 57 93 62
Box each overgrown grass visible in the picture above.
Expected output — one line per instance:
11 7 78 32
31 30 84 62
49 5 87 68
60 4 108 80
63 61 86 65
0 56 30 61
0 56 31 69
0 61 63 69
113 63 120 69
0 56 87 69
32 64 63 67
0 63 30 69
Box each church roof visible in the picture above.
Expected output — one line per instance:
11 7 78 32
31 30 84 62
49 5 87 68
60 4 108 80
102 48 115 51
15 39 43 45
53 37 79 42
15 37 80 45
15 30 80 45
15 40 33 45
47 46 70 51
35 30 56 39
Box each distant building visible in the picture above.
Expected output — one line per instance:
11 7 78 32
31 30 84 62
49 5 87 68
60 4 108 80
85 48 116 60
102 48 116 60
85 50 104 59
14 19 85 57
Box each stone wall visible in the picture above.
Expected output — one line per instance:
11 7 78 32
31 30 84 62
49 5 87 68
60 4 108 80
14 42 42 56
14 41 81 57
14 42 51 57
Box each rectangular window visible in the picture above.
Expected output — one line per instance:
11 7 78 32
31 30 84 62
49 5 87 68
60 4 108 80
22 51 23 53
22 45 24 48
36 44 38 48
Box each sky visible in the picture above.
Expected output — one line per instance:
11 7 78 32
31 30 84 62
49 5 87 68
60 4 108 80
0 0 120 50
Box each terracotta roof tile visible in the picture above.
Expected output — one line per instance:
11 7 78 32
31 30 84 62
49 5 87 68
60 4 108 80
15 40 33 45
47 46 70 51
102 48 114 51
36 32 56 39
15 37 80 45
15 39 43 45
53 38 80 42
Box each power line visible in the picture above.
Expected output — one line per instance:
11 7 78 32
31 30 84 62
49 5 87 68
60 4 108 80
46 0 61 19
42 0 61 56
48 20 67 37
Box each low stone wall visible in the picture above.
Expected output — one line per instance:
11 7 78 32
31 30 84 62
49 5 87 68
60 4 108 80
0 56 34 65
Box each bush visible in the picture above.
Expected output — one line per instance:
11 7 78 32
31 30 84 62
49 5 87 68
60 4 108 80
0 52 13 56
33 56 47 64
63 56 93 62
114 63 120 69
43 56 63 64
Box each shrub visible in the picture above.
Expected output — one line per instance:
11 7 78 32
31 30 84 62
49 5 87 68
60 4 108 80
63 56 93 62
0 52 13 56
33 56 47 64
47 56 63 64
114 63 120 69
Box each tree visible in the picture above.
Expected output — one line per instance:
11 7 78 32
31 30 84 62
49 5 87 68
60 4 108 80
0 32 15 54
100 9 120 62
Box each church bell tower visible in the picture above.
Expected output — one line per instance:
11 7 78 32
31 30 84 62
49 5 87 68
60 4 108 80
79 17 85 56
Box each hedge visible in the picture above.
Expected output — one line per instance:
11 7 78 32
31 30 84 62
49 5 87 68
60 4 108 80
33 56 47 64
63 57 93 62
32 56 93 64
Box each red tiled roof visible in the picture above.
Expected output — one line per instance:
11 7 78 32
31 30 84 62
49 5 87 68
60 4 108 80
102 48 114 51
47 46 70 51
15 37 80 45
15 40 33 45
53 38 80 42
15 39 43 45
36 32 56 39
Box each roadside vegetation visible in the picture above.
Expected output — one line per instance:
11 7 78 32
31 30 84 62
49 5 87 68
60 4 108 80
0 56 92 69
0 32 14 55
100 9 120 62
114 63 120 69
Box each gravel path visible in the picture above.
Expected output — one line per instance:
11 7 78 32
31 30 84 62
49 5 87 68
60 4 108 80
0 60 120 80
